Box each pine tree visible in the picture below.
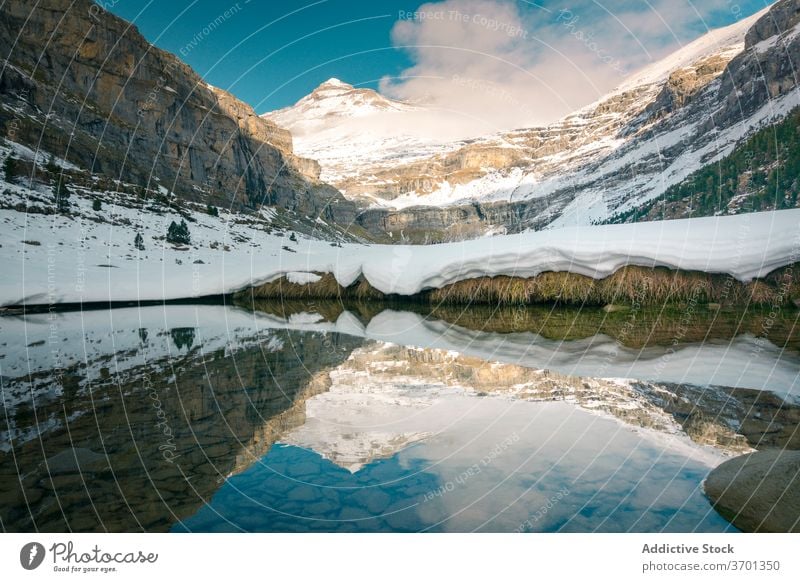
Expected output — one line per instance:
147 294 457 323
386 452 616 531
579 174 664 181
45 154 59 176
166 219 191 245
93 199 102 211
53 177 70 213
207 204 219 217
3 155 17 183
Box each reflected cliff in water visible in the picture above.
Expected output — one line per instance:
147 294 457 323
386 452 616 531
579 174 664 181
1 303 798 532
0 306 363 532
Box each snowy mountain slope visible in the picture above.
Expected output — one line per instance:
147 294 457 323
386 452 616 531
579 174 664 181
613 9 765 93
545 1 800 228
263 9 767 212
396 7 769 211
266 78 418 134
547 87 800 228
0 138 364 307
262 79 474 191
258 3 800 242
347 0 800 239
4 135 798 307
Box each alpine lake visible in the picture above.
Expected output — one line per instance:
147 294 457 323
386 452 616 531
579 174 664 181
1 300 798 532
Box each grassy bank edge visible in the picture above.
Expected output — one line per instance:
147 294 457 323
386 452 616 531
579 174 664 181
235 264 800 308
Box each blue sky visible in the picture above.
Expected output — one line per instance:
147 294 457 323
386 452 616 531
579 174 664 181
107 0 413 112
106 0 773 120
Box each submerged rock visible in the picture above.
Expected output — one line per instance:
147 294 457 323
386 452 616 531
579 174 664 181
704 450 800 532
45 448 109 475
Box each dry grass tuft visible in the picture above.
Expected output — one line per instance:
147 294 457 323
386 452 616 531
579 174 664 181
240 272 344 300
427 264 800 307
235 272 387 303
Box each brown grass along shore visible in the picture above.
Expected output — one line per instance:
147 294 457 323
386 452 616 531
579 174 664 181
236 264 800 308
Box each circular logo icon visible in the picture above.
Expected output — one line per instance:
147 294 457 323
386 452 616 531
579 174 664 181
19 542 45 570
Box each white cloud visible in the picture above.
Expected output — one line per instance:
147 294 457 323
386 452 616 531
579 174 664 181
379 0 770 135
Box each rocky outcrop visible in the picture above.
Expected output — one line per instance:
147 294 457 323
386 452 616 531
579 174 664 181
340 144 525 199
705 450 800 532
744 0 800 47
706 1 800 128
0 0 357 222
353 194 565 241
646 53 732 116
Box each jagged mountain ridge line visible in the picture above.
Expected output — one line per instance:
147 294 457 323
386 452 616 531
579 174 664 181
262 2 800 241
264 9 765 205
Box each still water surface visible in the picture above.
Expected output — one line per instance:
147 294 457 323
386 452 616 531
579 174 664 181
1 303 798 532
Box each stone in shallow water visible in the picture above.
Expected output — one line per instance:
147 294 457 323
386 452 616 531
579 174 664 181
338 506 373 521
358 489 392 515
704 450 800 532
286 486 319 502
45 447 109 474
304 500 338 516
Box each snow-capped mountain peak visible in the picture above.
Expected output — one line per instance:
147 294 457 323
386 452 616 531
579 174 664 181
257 1 800 238
317 77 347 88
262 79 463 188
262 11 775 210
264 78 416 134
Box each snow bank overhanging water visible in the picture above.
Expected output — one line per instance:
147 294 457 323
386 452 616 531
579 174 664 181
2 208 799 305
252 210 800 296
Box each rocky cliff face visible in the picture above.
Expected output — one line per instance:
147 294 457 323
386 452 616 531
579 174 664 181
716 0 800 122
645 53 732 116
0 322 363 532
0 0 356 222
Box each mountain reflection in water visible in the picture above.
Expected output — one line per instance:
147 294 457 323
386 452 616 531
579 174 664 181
1 303 798 532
